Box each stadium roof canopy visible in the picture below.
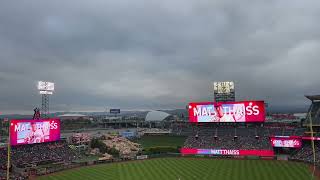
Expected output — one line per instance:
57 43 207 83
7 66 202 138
305 95 320 101
104 117 121 120
145 111 170 122
58 113 88 117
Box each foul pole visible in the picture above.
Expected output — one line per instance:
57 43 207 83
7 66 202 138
6 122 10 180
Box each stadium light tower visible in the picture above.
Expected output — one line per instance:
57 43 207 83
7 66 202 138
213 81 235 102
37 81 54 118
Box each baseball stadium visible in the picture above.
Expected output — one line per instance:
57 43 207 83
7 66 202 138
0 81 319 180
1 1 320 179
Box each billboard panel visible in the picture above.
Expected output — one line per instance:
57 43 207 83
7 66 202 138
136 155 148 160
110 109 120 114
180 148 274 156
10 119 60 146
188 101 265 123
302 137 320 141
121 131 136 138
39 90 53 95
270 136 302 148
38 81 54 91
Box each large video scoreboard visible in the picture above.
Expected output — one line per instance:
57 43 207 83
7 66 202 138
188 101 265 123
270 136 302 148
10 119 60 146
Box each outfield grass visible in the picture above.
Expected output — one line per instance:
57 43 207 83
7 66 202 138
37 158 315 180
136 135 186 149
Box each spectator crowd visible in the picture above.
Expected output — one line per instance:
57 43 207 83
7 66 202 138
0 141 78 180
291 142 320 166
183 126 272 150
182 125 320 166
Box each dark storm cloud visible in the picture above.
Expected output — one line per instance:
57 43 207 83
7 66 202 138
0 0 319 113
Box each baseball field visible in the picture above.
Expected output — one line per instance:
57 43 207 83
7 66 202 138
37 157 316 180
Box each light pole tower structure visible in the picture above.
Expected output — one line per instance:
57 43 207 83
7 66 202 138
42 93 49 117
38 81 54 118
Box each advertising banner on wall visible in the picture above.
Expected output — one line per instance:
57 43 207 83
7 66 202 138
180 148 274 156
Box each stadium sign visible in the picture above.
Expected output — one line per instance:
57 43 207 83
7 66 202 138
39 90 53 95
121 131 136 138
270 136 302 148
110 109 120 114
302 137 320 141
181 148 274 156
136 155 148 160
188 101 265 123
10 119 60 146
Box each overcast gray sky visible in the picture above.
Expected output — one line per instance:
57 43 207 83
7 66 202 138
0 0 319 114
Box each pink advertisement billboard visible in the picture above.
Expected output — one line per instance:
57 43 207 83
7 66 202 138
180 148 274 156
302 137 320 141
188 101 265 123
10 119 60 146
270 136 302 148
